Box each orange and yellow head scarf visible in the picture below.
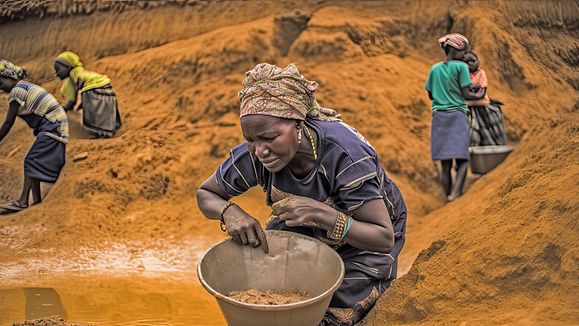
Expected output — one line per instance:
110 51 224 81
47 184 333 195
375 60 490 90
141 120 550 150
238 63 341 122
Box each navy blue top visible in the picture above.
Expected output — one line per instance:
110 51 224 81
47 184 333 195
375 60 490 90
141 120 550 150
215 119 405 221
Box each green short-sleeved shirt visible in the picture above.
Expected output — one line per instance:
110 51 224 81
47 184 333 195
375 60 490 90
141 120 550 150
424 60 472 113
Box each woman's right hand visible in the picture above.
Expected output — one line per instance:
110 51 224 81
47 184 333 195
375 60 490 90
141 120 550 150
470 84 481 91
222 204 269 253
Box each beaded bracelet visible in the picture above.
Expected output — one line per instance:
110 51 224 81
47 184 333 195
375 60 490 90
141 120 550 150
219 201 234 232
327 210 349 240
342 216 353 239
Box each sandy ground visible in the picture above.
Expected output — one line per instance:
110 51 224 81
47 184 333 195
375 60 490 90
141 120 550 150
0 0 577 325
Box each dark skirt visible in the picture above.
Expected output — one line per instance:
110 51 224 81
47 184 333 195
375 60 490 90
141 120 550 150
431 109 470 161
266 186 407 326
81 86 122 137
24 132 66 183
469 104 505 146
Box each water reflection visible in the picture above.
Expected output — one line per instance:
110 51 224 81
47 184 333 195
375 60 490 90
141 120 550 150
24 288 67 320
0 271 225 326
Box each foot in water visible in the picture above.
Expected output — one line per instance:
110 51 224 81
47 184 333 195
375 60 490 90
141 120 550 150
0 200 28 212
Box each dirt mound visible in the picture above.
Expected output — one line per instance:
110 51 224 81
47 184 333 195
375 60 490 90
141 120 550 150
0 0 577 325
364 115 578 325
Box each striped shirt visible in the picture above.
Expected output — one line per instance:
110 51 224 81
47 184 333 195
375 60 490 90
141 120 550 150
9 81 68 143
215 119 405 220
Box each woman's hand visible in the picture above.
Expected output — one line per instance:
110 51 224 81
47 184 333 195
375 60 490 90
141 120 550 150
271 195 333 227
0 102 18 143
222 204 269 253
196 173 268 253
273 196 395 253
63 100 76 112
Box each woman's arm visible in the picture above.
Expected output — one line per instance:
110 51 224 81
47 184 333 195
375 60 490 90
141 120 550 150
468 85 487 100
272 197 394 253
63 99 76 112
63 78 81 111
0 102 19 142
197 173 268 252
461 86 484 100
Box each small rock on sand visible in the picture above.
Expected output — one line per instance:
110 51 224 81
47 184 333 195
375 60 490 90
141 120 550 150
72 152 89 162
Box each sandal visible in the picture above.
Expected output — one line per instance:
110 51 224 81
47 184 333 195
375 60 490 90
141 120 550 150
0 200 28 212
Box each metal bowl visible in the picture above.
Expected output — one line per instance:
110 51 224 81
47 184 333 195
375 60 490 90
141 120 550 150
469 145 514 174
197 230 344 326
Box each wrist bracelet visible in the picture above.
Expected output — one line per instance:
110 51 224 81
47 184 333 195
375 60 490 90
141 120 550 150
328 210 349 240
219 201 234 232
342 216 353 239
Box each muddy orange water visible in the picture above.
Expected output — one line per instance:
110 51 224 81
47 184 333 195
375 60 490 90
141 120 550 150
1 272 223 325
0 236 227 325
1 1 577 325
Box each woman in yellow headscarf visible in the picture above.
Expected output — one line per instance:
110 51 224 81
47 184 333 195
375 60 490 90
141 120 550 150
54 51 122 138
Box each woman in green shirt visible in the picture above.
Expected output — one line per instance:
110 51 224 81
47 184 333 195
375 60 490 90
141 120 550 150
424 33 480 201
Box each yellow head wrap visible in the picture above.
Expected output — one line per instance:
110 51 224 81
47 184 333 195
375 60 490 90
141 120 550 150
55 51 110 100
55 51 83 69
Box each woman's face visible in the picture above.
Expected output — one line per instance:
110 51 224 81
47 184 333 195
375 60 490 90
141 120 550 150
447 45 468 61
54 62 71 80
0 77 15 93
464 53 479 72
240 114 301 173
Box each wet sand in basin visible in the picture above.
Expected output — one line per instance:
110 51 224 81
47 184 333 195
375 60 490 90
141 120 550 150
229 289 310 305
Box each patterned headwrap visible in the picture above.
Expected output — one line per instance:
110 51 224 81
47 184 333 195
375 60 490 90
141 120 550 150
238 63 341 122
438 33 469 51
0 59 27 80
55 51 83 69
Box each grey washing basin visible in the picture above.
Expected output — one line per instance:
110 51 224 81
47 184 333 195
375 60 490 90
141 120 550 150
469 145 514 174
197 230 344 326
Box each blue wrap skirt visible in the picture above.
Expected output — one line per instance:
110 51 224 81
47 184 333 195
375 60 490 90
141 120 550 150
430 109 470 160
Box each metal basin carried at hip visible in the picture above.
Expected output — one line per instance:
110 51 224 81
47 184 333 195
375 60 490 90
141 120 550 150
197 230 345 326
469 145 514 174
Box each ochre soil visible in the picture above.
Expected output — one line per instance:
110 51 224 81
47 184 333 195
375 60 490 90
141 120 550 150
12 315 93 326
0 1 577 325
229 289 309 305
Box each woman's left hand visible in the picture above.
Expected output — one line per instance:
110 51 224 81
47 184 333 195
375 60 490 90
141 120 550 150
271 195 331 227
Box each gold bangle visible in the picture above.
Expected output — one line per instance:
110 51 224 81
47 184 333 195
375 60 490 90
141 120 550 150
328 210 348 240
219 201 234 232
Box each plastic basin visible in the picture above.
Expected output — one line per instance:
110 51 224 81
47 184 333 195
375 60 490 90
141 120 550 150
197 230 344 326
469 145 514 174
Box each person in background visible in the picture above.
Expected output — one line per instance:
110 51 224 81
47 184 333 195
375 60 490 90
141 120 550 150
424 33 480 202
0 60 68 211
54 51 122 138
463 51 506 146
197 63 407 325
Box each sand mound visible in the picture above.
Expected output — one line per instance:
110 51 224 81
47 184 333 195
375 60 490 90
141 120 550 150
0 0 577 324
364 114 578 325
